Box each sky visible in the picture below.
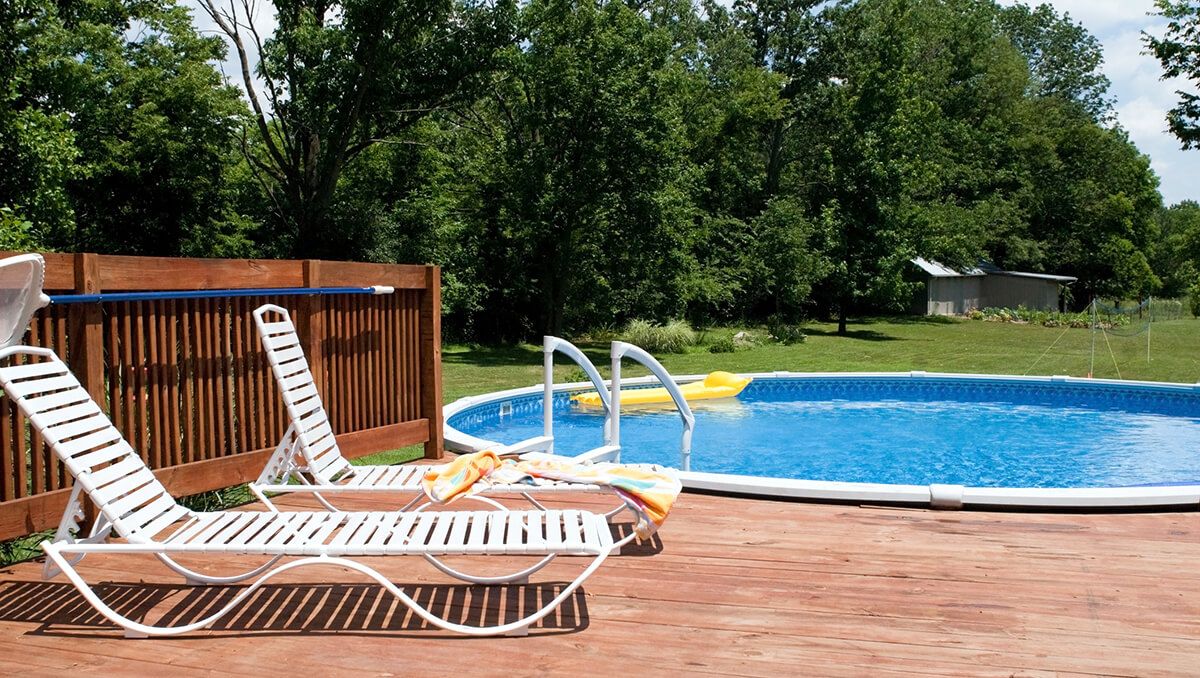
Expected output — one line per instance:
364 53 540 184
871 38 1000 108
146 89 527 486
188 0 1198 204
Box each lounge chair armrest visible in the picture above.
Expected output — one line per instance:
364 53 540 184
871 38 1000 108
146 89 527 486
570 445 621 464
497 436 554 456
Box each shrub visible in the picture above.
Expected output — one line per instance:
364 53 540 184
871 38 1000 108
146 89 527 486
565 367 591 384
622 318 697 353
708 337 736 353
1150 297 1186 321
766 316 807 345
972 307 1097 329
1189 283 1200 318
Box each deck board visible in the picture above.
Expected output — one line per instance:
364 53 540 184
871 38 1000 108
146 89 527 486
0 489 1196 676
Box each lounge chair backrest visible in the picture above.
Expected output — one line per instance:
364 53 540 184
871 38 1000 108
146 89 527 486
253 304 353 483
0 253 51 350
0 346 191 542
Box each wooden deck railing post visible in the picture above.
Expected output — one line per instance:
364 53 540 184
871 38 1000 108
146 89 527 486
420 266 444 459
299 260 325 397
67 253 103 527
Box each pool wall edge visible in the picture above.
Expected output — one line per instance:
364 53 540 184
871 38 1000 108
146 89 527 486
442 370 1200 511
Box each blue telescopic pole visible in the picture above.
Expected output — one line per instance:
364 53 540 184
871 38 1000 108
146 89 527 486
48 285 395 305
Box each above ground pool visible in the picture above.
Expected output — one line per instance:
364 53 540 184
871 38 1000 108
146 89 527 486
443 372 1200 509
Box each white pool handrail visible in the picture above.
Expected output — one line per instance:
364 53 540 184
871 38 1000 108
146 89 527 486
610 341 696 471
544 336 611 450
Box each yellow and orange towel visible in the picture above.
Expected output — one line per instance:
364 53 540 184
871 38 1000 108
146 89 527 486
422 450 681 538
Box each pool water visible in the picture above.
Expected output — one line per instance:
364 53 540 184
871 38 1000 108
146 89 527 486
448 378 1200 488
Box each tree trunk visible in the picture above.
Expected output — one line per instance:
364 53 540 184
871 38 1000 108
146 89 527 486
837 296 848 335
763 118 786 207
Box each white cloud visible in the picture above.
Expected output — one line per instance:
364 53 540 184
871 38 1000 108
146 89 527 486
1118 96 1169 140
1024 0 1154 33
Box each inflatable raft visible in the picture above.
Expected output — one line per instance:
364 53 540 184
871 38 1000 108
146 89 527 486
572 371 751 407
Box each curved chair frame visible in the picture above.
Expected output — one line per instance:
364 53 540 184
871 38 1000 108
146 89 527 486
250 304 650 584
0 343 622 638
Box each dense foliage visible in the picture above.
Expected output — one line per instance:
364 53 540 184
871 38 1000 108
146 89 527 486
1 0 1194 338
1148 0 1200 149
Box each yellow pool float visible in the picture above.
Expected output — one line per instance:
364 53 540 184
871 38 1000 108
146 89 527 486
572 371 751 407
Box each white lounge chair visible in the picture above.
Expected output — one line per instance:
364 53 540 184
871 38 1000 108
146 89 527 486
0 256 617 638
250 304 636 520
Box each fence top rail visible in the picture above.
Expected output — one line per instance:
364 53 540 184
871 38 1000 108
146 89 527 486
0 252 432 291
49 285 396 305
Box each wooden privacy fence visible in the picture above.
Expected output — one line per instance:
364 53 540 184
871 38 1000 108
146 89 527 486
0 252 443 541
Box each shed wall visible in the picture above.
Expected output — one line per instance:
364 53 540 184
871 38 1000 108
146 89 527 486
926 276 983 315
981 276 1061 311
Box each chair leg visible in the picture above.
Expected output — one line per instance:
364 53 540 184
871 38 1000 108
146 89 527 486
155 553 285 585
42 542 300 638
603 502 632 519
424 553 553 585
41 541 609 638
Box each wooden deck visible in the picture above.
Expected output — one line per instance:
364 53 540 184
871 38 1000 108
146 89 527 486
0 490 1197 676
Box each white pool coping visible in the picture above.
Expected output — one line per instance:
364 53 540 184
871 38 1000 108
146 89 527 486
442 371 1200 510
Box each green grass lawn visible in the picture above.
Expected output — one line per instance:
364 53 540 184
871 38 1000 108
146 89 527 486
441 316 1200 402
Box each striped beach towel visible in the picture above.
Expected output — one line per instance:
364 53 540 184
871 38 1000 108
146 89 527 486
422 450 681 538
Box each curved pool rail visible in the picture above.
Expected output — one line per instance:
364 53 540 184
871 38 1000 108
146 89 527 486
610 341 695 471
443 371 1200 511
543 336 612 450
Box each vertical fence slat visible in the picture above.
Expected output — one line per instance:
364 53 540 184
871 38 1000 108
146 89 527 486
236 296 253 453
251 296 268 451
332 300 345 434
52 310 67 490
106 306 122 464
136 303 150 463
0 395 12 502
13 378 27 499
181 303 196 465
120 303 136 458
27 320 45 495
207 298 225 459
391 295 400 422
194 300 211 460
221 301 236 457
352 296 364 433
147 302 164 470
0 402 13 501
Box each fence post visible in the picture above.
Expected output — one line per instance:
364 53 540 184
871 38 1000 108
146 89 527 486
67 252 103 526
67 253 105 407
299 260 325 397
420 266 444 459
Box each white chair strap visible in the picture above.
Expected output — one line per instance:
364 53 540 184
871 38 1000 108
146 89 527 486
253 304 352 483
0 254 51 349
0 346 189 542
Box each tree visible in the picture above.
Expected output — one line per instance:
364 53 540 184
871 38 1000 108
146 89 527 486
1 0 249 255
456 0 697 337
1 0 84 247
1147 0 1200 148
670 0 824 323
200 0 516 257
997 2 1113 120
731 0 823 203
1015 99 1162 301
1149 200 1200 296
793 0 1034 332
